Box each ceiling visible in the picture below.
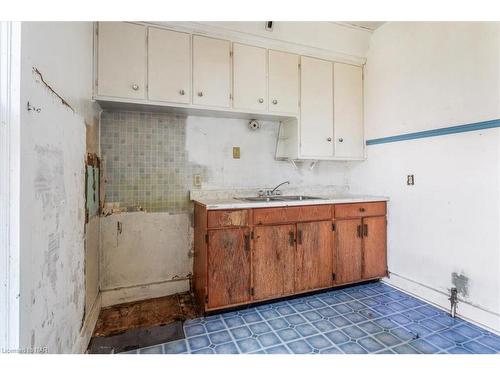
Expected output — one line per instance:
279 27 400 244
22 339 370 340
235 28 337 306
336 22 386 31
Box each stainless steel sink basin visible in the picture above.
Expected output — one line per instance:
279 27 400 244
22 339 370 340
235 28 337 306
235 196 283 202
235 195 323 202
278 195 322 201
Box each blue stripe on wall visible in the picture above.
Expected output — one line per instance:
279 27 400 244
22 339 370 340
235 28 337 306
366 118 500 146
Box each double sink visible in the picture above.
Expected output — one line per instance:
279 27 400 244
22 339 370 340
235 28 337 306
235 195 323 202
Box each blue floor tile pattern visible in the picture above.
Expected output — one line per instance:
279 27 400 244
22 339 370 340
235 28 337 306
124 282 500 354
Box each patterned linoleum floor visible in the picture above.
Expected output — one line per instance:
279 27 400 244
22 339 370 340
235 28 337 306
124 282 500 354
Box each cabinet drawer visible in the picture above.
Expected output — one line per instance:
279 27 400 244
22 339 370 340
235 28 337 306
254 205 332 225
334 202 386 218
207 210 249 228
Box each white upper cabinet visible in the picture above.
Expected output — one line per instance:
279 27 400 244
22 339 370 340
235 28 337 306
192 35 231 108
268 50 299 114
333 63 364 159
97 22 146 99
232 43 267 111
300 56 334 158
148 27 191 104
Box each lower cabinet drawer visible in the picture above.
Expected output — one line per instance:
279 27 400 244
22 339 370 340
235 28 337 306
207 209 249 228
254 204 332 225
335 201 386 218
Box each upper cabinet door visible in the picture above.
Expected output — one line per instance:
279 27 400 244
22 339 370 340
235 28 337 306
300 56 334 158
192 35 231 108
333 63 364 159
268 50 299 114
232 43 267 111
148 28 190 104
97 22 146 99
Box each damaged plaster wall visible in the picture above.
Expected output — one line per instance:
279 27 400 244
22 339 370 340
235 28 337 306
19 22 100 353
348 22 500 332
99 112 349 305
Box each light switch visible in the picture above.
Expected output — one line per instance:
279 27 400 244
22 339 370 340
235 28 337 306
233 147 240 159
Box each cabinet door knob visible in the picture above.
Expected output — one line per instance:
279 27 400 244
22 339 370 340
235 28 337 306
198 91 203 97
131 84 139 91
327 137 332 142
272 99 278 105
258 98 264 104
338 138 344 143
179 89 185 95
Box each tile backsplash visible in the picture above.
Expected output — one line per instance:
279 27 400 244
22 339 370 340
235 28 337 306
100 111 207 213
100 110 349 214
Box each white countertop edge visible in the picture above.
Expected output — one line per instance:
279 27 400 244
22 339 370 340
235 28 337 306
193 195 389 210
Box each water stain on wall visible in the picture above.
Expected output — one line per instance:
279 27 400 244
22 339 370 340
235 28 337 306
100 111 208 214
451 272 469 298
34 145 66 217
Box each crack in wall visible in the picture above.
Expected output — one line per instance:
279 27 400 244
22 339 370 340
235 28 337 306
32 66 75 112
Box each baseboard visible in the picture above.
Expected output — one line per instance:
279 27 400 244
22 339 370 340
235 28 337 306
382 273 500 335
101 279 190 307
74 293 102 353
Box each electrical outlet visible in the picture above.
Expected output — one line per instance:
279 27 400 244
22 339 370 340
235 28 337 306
193 174 202 187
233 147 240 159
407 174 415 185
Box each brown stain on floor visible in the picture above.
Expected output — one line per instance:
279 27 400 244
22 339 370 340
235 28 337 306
92 292 201 337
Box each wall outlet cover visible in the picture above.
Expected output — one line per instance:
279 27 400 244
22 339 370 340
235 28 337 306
233 147 241 159
193 174 202 187
407 174 415 185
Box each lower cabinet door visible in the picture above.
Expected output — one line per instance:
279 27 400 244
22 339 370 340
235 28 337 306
253 224 295 300
362 216 387 279
295 221 334 292
207 228 251 309
336 219 363 284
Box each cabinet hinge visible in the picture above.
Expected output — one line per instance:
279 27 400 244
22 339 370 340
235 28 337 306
205 294 208 304
250 287 254 296
229 93 232 100
298 63 301 68
332 273 336 281
205 233 209 244
332 223 336 231
230 51 233 57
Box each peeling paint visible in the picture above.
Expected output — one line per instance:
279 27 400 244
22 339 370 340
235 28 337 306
32 66 75 112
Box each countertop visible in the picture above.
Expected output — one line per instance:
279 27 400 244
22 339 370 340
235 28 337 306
192 194 389 210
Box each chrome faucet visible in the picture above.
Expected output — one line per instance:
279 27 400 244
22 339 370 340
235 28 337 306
259 181 290 197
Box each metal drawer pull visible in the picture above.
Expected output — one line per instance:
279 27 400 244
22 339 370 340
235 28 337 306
244 234 250 252
357 225 362 238
289 231 295 246
179 89 185 95
297 230 303 245
359 207 366 212
364 224 368 237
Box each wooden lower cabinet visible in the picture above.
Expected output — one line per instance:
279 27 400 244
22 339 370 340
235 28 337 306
336 219 363 284
362 216 387 279
295 220 334 292
207 228 251 309
194 202 387 312
253 224 295 301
